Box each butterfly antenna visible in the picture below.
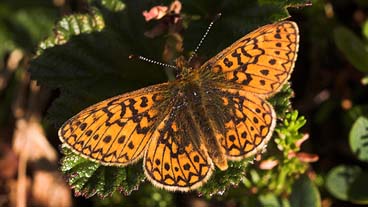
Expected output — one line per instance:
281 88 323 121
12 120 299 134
129 55 178 69
188 13 222 63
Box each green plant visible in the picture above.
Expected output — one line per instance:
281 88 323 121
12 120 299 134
334 25 368 85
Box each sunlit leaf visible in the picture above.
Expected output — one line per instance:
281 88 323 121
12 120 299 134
349 116 368 162
363 20 368 40
101 0 125 11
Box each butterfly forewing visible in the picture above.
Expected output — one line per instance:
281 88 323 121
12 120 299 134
59 83 170 166
202 21 299 96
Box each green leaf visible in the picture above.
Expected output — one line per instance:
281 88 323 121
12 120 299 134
348 171 368 204
101 0 125 12
86 0 125 12
326 165 359 201
326 165 368 204
347 105 368 125
275 111 307 156
61 147 144 198
363 20 368 40
95 185 174 207
349 116 368 162
269 83 293 118
0 3 57 56
199 159 251 196
290 174 321 207
37 9 105 55
258 193 290 207
334 26 368 73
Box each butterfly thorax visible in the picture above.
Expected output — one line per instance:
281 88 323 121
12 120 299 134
164 58 230 170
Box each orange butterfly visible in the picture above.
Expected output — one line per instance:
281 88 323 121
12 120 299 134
59 21 299 192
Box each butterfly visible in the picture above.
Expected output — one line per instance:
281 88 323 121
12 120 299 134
58 21 299 192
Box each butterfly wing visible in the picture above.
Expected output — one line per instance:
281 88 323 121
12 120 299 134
143 101 214 192
200 21 299 159
201 21 299 96
218 88 275 159
58 83 170 166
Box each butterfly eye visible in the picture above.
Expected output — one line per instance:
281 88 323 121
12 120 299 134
175 72 182 80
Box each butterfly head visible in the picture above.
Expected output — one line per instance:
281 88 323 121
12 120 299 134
175 56 194 79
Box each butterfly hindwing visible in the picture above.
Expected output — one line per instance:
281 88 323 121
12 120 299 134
58 83 169 166
202 21 299 96
218 89 276 159
143 105 214 192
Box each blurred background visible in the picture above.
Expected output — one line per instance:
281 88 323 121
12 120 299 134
1 0 368 206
